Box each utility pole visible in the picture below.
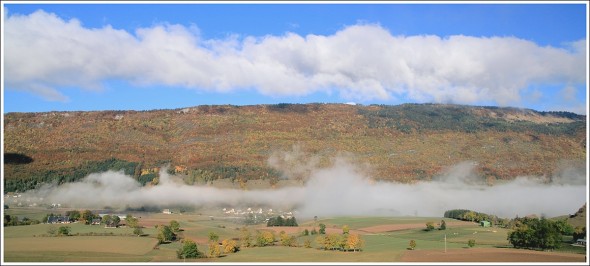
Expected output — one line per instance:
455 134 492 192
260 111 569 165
444 234 447 253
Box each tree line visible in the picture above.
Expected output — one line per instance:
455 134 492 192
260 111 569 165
4 158 138 192
4 214 41 226
444 209 507 226
358 103 585 135
445 208 586 250
507 216 574 250
266 216 298 227
183 165 282 186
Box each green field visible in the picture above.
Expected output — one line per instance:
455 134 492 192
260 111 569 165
215 227 516 262
2 209 585 262
4 207 51 221
3 222 159 238
388 227 512 247
304 216 451 229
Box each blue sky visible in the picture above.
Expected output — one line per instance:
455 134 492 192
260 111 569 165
2 2 588 114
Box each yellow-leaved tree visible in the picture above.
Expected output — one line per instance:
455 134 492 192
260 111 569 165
221 239 238 253
346 234 363 252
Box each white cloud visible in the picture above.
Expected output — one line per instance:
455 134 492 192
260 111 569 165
4 10 587 107
560 85 578 101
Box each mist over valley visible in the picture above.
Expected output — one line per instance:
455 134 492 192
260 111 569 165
4 103 586 219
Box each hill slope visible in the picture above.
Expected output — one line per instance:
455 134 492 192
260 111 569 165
3 103 586 192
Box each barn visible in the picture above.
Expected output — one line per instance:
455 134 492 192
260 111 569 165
480 221 491 227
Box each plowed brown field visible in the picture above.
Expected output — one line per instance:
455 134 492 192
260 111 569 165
400 248 586 262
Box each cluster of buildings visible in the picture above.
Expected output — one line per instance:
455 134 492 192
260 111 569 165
220 207 296 220
45 216 102 225
46 215 70 224
4 193 61 208
222 207 270 215
45 213 127 226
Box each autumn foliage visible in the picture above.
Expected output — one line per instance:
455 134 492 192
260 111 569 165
3 103 585 192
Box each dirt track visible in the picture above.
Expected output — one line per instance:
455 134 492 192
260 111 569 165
400 248 586 262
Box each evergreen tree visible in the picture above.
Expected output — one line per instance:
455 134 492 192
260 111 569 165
439 220 446 230
319 223 326 234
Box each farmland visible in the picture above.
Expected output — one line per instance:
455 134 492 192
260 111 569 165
2 208 586 263
4 236 157 262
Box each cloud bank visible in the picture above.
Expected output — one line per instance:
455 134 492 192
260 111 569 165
21 158 586 219
4 10 586 108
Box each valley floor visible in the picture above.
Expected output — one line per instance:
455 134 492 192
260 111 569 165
2 208 587 263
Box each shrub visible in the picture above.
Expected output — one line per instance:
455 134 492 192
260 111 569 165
177 239 201 259
342 225 350 234
207 242 221 258
133 227 144 236
409 240 416 250
208 232 219 242
57 226 70 236
157 225 176 244
170 220 180 232
255 231 275 247
425 222 435 231
221 239 239 253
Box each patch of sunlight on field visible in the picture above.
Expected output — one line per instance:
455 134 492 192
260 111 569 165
215 234 433 262
179 222 241 244
4 207 49 221
3 223 158 238
3 223 57 237
311 216 454 229
362 234 463 253
388 226 511 247
4 236 158 255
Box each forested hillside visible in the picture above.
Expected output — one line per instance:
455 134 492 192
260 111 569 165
3 103 586 192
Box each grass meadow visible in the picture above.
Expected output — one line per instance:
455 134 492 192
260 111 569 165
4 207 50 221
309 216 449 229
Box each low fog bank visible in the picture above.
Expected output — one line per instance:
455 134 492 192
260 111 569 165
19 158 586 219
295 159 586 218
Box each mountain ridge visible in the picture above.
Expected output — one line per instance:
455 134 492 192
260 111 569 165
3 103 587 192
4 102 586 121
